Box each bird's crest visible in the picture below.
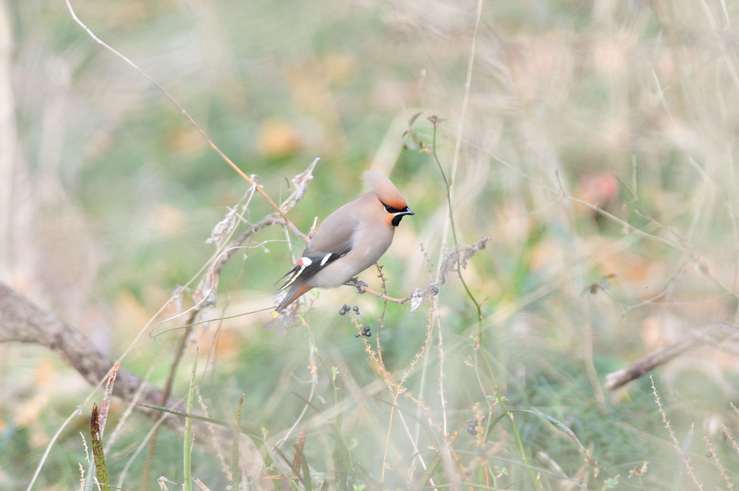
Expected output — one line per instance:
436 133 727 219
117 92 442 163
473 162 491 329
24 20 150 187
363 170 407 209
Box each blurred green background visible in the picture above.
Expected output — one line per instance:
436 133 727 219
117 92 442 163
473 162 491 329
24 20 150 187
2 0 739 489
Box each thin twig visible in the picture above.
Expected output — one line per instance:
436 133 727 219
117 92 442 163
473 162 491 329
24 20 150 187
429 117 484 331
63 0 307 240
140 308 199 488
605 323 736 390
116 413 169 490
141 159 317 483
414 5 484 486
18 159 317 489
274 316 318 449
344 237 487 308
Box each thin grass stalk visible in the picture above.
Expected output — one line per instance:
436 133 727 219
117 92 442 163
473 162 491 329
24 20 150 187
650 376 704 491
183 353 199 491
232 393 246 488
63 0 307 238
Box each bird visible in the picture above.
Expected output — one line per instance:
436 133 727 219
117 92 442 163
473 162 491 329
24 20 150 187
275 170 414 312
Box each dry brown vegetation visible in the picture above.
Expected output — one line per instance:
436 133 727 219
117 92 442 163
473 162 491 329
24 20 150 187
2 0 739 489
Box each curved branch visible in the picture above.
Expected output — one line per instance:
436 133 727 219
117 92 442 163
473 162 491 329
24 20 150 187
0 282 162 405
0 281 267 485
605 323 738 390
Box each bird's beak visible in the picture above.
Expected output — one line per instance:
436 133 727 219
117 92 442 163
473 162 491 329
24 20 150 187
395 208 415 217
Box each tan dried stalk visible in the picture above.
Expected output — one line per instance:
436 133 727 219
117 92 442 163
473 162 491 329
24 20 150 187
650 376 704 491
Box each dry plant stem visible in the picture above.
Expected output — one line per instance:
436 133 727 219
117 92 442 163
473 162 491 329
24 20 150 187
183 351 198 491
24 294 177 491
324 352 410 473
104 365 157 454
420 2 484 487
430 0 485 334
262 346 470 486
16 162 314 489
344 313 440 487
78 439 90 486
344 278 408 304
0 283 197 490
722 424 739 457
141 160 317 483
703 433 734 490
376 264 393 482
0 283 164 404
11 3 315 468
0 283 228 444
5 161 315 488
15 169 307 489
429 119 484 331
605 323 736 390
274 315 318 450
605 338 696 390
63 0 307 241
375 264 389 363
116 413 169 489
160 157 317 327
140 309 199 488
344 238 486 307
650 376 704 491
583 299 606 411
205 301 229 381
164 312 198 408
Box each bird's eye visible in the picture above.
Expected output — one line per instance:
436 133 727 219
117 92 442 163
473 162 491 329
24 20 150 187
382 203 404 214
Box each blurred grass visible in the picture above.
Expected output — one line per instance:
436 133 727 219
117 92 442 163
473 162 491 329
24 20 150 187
3 0 739 490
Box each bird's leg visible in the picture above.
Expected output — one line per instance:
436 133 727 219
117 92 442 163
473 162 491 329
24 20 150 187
345 277 368 293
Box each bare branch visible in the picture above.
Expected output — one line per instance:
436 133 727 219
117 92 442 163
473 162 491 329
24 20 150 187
0 281 267 484
605 323 738 390
605 339 697 391
0 282 163 406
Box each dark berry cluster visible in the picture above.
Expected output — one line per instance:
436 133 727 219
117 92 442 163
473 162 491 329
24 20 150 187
355 325 372 338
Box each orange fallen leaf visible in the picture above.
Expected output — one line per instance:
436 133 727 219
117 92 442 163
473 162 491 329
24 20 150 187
257 120 302 158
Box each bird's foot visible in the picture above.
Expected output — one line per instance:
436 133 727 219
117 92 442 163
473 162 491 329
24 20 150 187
345 277 368 293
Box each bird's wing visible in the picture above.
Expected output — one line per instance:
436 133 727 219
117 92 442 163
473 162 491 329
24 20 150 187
277 242 352 291
276 244 352 291
277 206 357 291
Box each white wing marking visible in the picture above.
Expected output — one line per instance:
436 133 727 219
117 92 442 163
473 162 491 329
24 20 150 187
279 256 313 291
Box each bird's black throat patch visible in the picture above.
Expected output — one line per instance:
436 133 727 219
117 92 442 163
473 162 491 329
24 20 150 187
391 214 406 226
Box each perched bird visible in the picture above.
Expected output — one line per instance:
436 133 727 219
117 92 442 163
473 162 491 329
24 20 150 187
276 170 414 311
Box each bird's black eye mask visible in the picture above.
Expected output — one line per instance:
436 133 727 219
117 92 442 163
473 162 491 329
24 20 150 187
383 204 404 214
381 201 415 226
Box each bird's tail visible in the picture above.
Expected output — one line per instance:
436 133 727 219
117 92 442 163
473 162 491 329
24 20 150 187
276 282 312 312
